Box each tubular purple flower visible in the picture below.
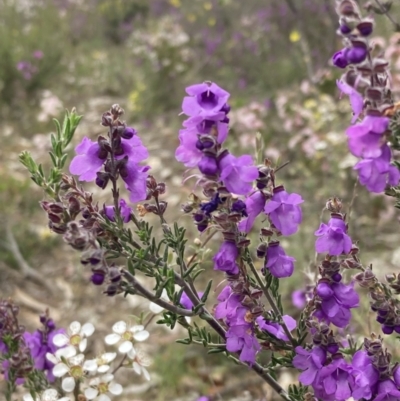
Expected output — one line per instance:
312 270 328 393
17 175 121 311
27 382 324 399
219 152 259 195
265 242 295 278
336 80 363 124
354 145 400 193
350 350 379 400
69 137 106 181
315 214 352 256
213 241 240 275
182 82 230 119
238 191 267 233
198 154 219 176
264 186 303 236
346 115 389 158
120 162 150 202
293 346 326 386
104 199 132 223
175 127 203 168
332 49 349 69
256 315 296 341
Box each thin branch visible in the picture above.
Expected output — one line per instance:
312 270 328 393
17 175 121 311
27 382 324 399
245 249 297 348
374 0 400 31
187 229 218 269
122 270 196 317
2 223 55 295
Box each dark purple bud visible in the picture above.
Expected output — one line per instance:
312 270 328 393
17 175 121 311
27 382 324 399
327 343 339 354
332 273 342 282
382 325 394 335
121 127 137 139
96 172 109 189
196 140 205 151
256 242 268 258
340 24 352 34
332 49 349 69
109 267 121 283
394 325 400 334
198 155 218 176
378 309 388 317
197 224 208 232
91 273 105 286
357 21 373 36
220 103 231 114
48 213 62 224
104 283 119 296
345 45 367 64
232 200 247 216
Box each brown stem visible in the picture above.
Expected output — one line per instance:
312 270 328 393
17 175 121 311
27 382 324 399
374 0 400 31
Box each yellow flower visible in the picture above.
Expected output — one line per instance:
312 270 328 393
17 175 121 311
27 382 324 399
169 0 181 7
208 17 216 26
204 2 212 10
187 13 197 22
289 30 301 43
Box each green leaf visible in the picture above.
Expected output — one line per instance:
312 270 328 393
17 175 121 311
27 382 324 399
200 280 213 302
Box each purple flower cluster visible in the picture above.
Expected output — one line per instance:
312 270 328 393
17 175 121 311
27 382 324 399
175 82 258 195
70 121 149 203
294 333 400 401
215 286 260 364
332 3 400 193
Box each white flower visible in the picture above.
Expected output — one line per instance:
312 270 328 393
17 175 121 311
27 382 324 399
84 352 117 373
105 321 149 354
23 388 70 401
84 373 123 401
46 347 96 393
127 347 151 381
53 321 95 352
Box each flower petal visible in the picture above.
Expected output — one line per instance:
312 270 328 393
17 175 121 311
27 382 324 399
84 387 99 400
133 330 149 342
118 340 133 353
109 382 123 395
62 377 76 392
53 363 69 377
112 321 127 334
69 321 81 335
81 322 95 337
105 333 121 345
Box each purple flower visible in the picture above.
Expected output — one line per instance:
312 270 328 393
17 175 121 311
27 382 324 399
180 291 204 309
238 191 267 233
346 115 389 158
226 325 261 365
175 127 203 167
332 49 349 69
317 357 353 401
104 199 132 223
219 152 259 195
119 162 150 202
345 45 368 64
264 186 303 236
23 328 66 382
33 50 44 59
314 215 352 256
69 137 106 181
374 380 400 401
182 82 230 119
313 281 359 328
292 290 307 309
336 80 363 124
213 241 239 275
215 286 241 321
183 116 229 144
293 346 326 386
199 154 219 176
256 314 296 341
350 350 379 400
354 145 400 193
265 242 295 278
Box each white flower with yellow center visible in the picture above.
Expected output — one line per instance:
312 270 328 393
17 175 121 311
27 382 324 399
46 347 96 392
53 321 95 352
23 389 70 401
83 352 117 373
127 347 151 381
84 373 123 401
105 321 149 353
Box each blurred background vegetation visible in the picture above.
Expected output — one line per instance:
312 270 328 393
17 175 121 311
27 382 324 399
1 0 400 400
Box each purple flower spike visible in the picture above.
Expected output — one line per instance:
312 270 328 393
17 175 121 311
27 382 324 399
293 346 326 386
350 350 379 400
182 82 230 119
346 115 389 158
69 137 106 181
354 145 400 193
315 214 352 256
238 191 267 233
265 242 295 278
213 241 240 275
104 199 132 223
219 152 259 195
336 80 363 124
256 314 296 341
264 186 303 236
332 49 349 69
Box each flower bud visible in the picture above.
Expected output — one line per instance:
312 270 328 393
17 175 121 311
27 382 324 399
121 126 137 139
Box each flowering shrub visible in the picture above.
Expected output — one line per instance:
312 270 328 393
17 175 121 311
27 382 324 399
7 1 400 401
